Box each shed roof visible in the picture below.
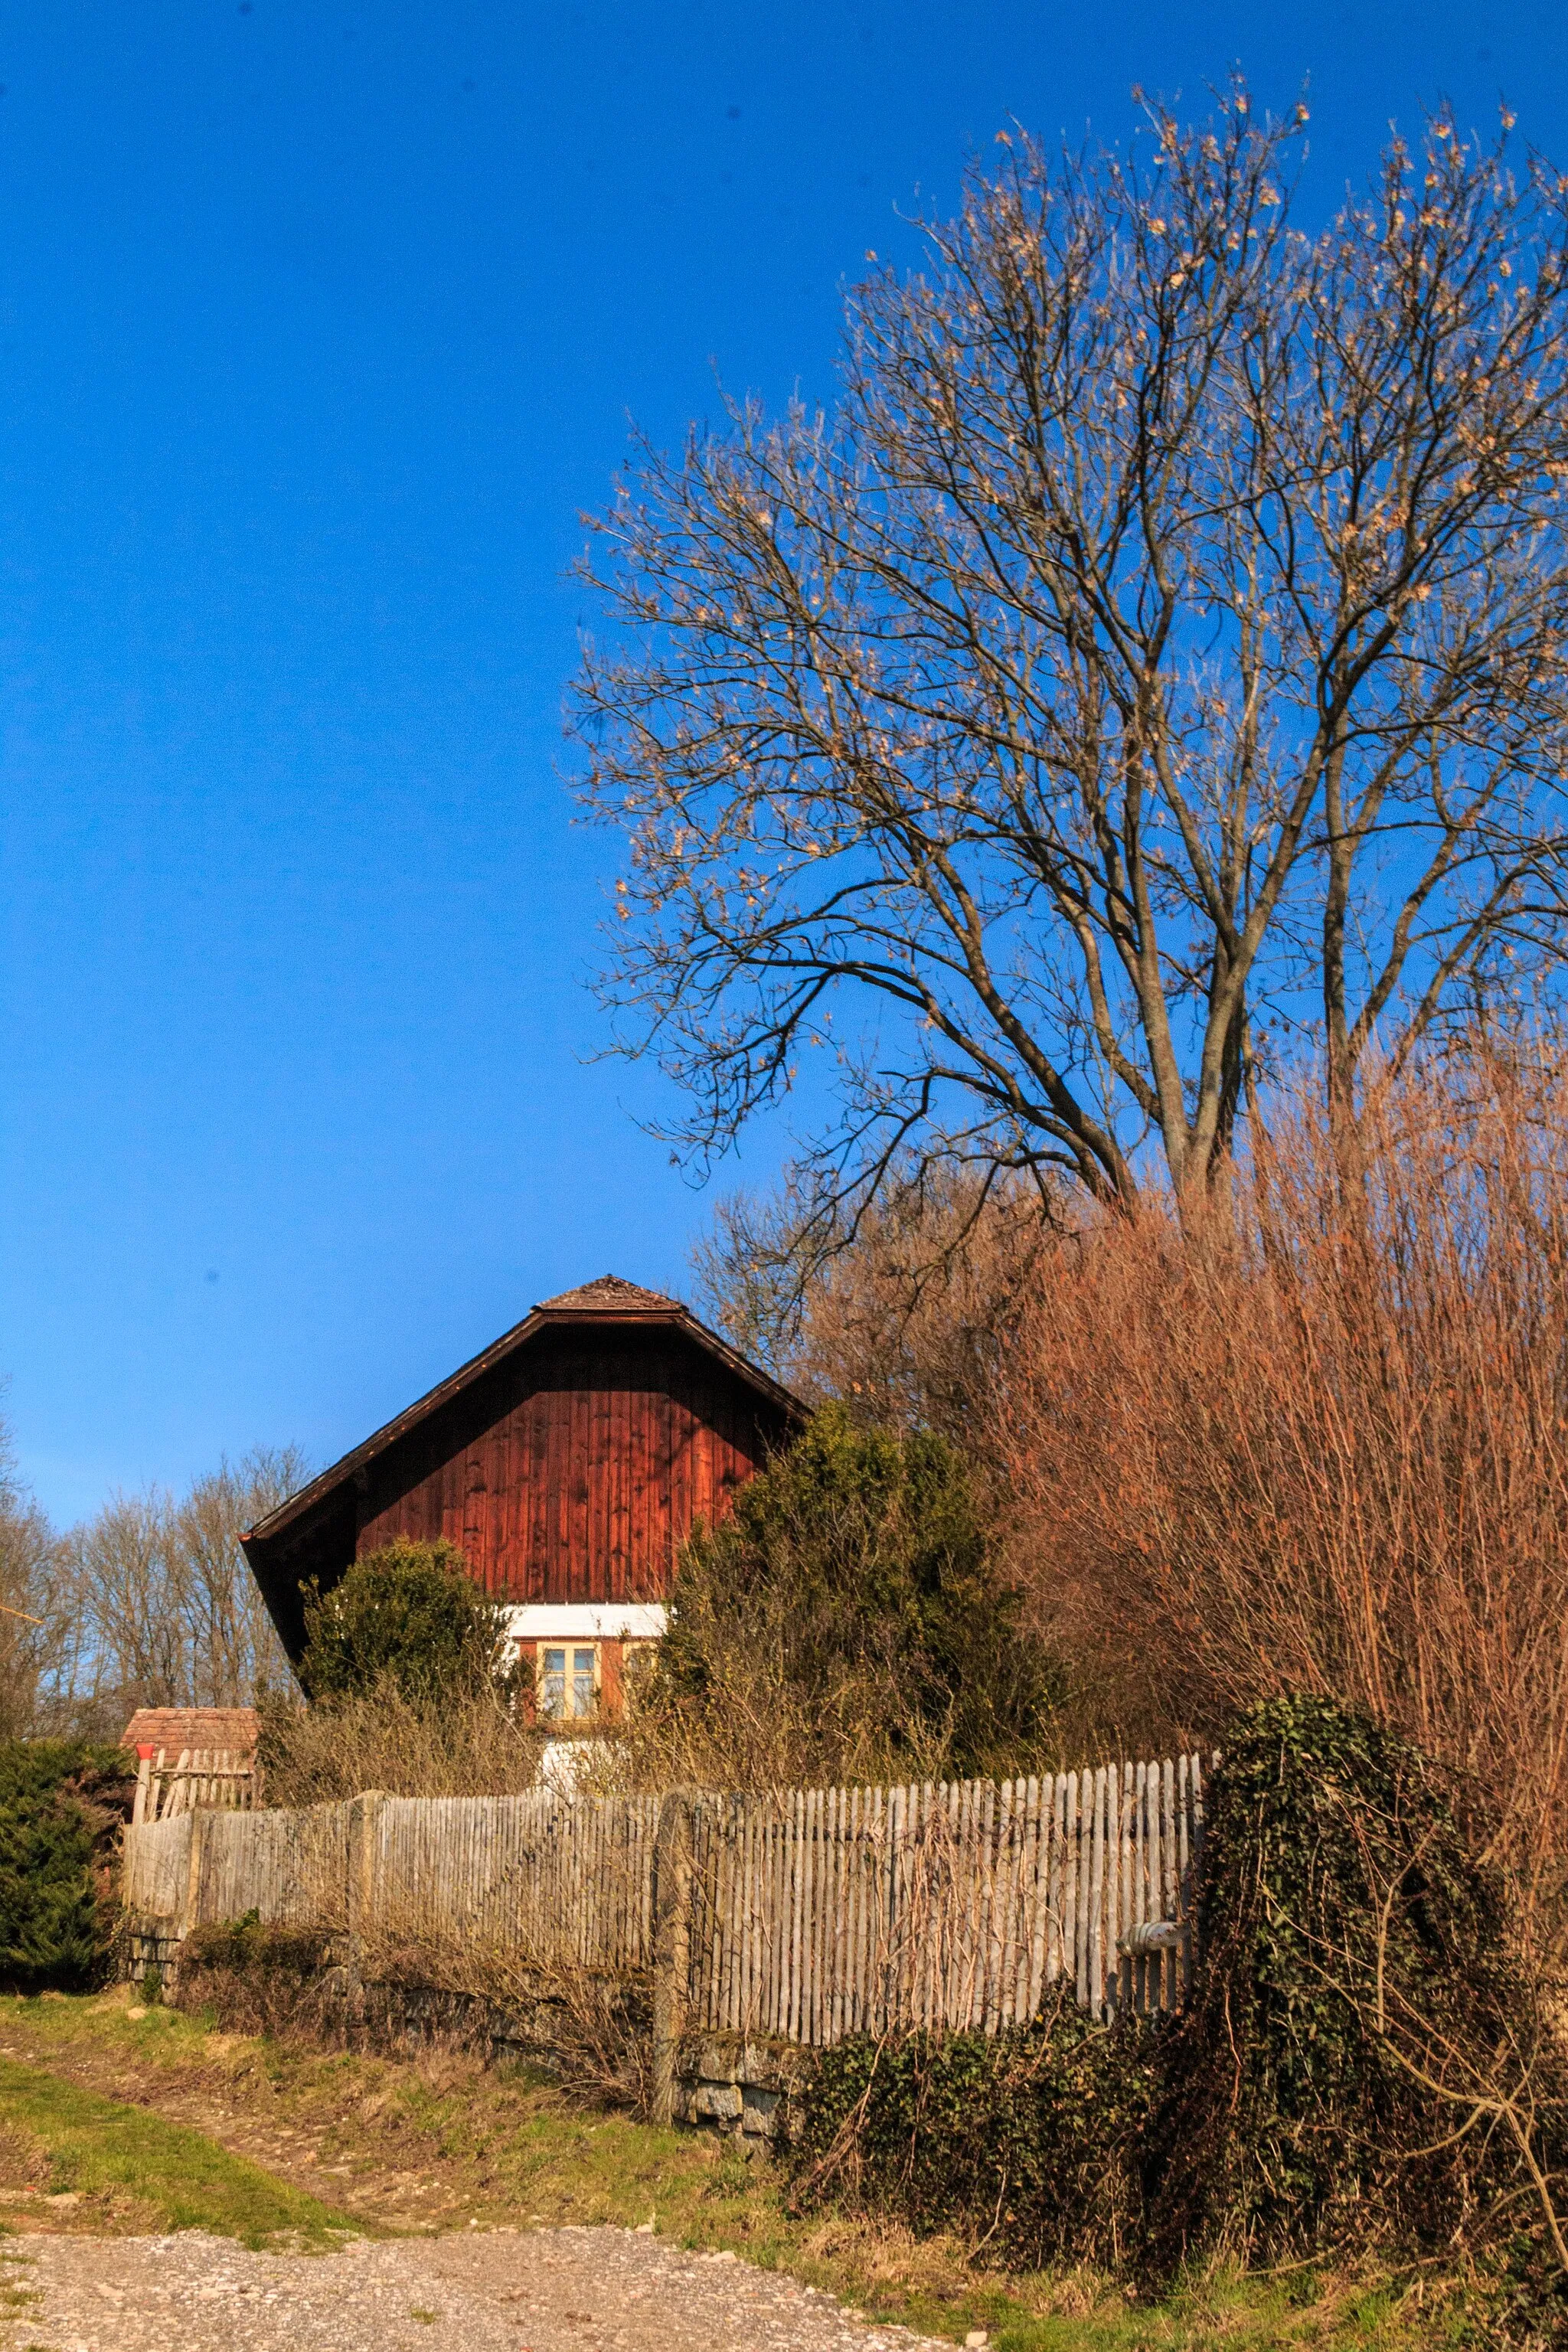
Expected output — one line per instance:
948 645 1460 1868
122 1706 260 1757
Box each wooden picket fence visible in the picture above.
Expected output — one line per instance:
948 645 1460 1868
684 1757 1205 2036
122 1789 662 1971
132 1747 256 1826
120 1754 1206 2036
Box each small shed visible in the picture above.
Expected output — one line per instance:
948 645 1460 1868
122 1707 260 1823
241 1274 803 1717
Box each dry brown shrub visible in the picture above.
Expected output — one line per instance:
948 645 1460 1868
987 1047 1568 1941
362 1926 654 2113
257 1680 547 1805
577 1655 918 1799
696 1168 1050 1442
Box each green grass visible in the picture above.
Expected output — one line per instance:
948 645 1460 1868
0 2054 357 2248
0 1995 1476 2345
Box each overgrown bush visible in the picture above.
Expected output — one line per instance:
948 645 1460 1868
180 1911 651 2107
299 1538 517 1706
178 1912 341 2039
793 1697 1568 2333
0 1741 135 1991
792 1992 1160 2271
988 1047 1568 1942
1147 1697 1568 2285
256 1678 545 1806
613 1405 1063 1790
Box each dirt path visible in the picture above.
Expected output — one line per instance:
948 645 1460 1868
0 2223 958 2352
0 2025 462 2230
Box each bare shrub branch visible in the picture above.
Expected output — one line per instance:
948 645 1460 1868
257 1681 547 1808
988 1040 1568 1942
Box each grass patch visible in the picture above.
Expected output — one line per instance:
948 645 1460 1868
0 1994 1474 2345
0 2052 355 2247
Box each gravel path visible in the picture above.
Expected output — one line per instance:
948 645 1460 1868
0 2223 959 2352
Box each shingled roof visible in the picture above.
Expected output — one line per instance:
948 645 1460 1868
536 1274 682 1313
122 1706 259 1758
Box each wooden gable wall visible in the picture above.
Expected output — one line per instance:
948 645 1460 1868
353 1320 781 1604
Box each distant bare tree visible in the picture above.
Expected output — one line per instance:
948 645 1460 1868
577 87 1568 1226
173 1453 304 1706
693 1167 1047 1441
62 1446 306 1720
0 1416 74 1740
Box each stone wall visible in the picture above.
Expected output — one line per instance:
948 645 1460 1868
122 1913 185 1991
673 2035 812 2146
137 1922 803 2143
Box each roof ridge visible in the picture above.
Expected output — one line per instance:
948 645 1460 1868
535 1272 685 1312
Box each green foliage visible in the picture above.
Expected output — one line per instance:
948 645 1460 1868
795 1697 1568 2337
659 1405 1063 1777
1145 1695 1559 2278
299 1538 516 1706
792 1992 1161 2271
0 1742 135 1992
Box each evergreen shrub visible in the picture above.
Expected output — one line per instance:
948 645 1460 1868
299 1537 517 1706
657 1404 1063 1781
0 1741 135 1991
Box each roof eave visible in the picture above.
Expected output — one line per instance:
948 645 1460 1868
242 1301 803 1552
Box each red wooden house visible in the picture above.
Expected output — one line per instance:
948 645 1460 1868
241 1275 802 1717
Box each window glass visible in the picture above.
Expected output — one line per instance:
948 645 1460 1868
537 1644 599 1720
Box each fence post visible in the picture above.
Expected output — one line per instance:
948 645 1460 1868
347 1792 387 1955
650 1791 694 2128
181 1810 207 1939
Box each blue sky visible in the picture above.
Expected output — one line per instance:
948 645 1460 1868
1 0 1562 1526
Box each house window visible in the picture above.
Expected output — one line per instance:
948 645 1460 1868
538 1644 599 1720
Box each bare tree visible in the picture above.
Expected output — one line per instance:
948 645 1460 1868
172 1453 304 1707
0 1416 75 1740
61 1446 306 1720
576 87 1568 1222
693 1168 1047 1438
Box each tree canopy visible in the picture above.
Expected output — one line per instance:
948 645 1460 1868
577 87 1568 1223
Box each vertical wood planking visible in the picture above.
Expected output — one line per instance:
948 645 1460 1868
1020 1775 1044 2020
786 1790 805 2043
1159 1756 1176 2011
801 1788 819 2045
121 1756 1208 2045
1176 1753 1191 2004
880 1783 902 2036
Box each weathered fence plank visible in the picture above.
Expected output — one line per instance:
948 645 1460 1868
132 1747 256 1826
122 1755 1207 2036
